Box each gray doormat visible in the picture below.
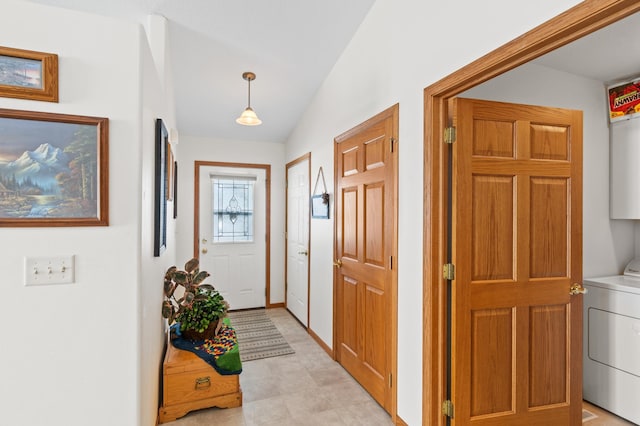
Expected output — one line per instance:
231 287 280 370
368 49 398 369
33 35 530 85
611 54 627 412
227 309 295 362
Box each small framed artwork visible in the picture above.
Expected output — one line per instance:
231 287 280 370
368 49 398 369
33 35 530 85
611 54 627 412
0 108 108 226
166 145 174 201
0 46 58 102
173 161 178 219
154 119 168 256
311 194 330 219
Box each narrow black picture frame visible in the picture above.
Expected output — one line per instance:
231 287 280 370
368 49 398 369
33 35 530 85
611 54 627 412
173 161 178 219
154 118 168 256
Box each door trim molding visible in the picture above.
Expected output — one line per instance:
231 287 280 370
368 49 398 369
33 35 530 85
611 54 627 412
285 152 311 327
193 161 273 307
422 1 640 425
334 103 399 421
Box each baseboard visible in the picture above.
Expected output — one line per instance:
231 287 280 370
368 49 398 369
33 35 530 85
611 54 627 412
396 415 409 426
266 302 285 308
308 327 333 358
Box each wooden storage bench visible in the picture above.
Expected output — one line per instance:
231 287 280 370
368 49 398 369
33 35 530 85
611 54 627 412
158 342 242 423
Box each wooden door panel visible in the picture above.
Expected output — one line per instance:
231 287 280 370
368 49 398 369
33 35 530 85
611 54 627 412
470 308 514 417
529 177 568 278
472 119 515 158
342 146 359 177
341 276 359 356
530 124 569 161
335 106 398 414
364 283 386 375
365 182 385 267
365 135 386 171
528 304 568 407
452 98 582 425
472 175 515 281
342 187 358 260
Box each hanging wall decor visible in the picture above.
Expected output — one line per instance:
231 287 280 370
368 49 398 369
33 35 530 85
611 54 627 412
311 166 329 219
173 161 178 219
0 46 58 102
0 108 108 227
154 118 168 256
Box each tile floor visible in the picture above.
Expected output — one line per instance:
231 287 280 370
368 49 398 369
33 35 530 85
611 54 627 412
582 401 636 425
164 308 636 426
165 308 393 426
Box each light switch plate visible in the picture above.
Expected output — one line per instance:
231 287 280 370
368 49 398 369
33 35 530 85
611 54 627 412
24 255 75 286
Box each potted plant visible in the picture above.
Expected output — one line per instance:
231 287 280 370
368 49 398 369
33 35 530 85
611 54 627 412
162 257 229 340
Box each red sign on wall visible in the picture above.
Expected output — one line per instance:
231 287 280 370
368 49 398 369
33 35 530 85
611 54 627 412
608 77 640 122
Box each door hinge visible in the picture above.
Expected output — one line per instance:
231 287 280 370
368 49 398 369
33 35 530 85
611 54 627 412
389 373 392 387
390 137 396 153
442 400 454 418
444 126 456 144
443 263 455 280
389 256 393 270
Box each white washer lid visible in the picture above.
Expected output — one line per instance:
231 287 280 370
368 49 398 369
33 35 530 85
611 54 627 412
583 275 640 294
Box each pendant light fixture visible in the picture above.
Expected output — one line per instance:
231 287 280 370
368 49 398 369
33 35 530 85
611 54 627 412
236 71 262 126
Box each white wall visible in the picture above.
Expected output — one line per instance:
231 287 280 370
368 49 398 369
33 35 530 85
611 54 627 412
139 15 179 426
285 0 583 424
176 136 286 304
0 2 144 425
463 62 635 277
2 1 608 425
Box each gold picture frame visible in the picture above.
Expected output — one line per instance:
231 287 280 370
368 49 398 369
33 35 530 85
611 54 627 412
0 46 59 102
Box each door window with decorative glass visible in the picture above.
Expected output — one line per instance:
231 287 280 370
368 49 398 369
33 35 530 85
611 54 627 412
211 175 255 243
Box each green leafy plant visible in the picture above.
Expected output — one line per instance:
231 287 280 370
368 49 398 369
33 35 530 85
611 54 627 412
175 288 228 334
161 258 228 337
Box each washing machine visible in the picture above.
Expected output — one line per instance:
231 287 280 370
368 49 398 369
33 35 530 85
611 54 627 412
583 259 640 425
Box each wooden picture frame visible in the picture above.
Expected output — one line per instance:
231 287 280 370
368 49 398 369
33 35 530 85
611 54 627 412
166 144 174 201
0 46 58 102
0 108 108 227
154 119 168 256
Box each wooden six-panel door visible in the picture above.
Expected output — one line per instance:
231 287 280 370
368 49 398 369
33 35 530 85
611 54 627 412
450 98 583 425
334 105 398 414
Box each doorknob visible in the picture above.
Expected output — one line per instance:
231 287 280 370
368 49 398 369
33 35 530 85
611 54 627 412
569 283 587 295
298 250 308 256
202 247 208 254
333 259 342 267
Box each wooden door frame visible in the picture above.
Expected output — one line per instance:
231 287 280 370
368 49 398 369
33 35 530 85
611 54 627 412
193 161 276 308
422 1 640 425
333 104 399 421
285 152 311 326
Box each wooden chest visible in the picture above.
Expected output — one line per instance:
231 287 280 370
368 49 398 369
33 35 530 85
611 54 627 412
158 343 242 423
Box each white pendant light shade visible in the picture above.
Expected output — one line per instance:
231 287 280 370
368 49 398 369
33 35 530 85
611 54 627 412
236 106 262 126
236 71 262 126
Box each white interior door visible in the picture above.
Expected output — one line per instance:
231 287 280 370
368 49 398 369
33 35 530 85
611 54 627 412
198 166 266 310
286 158 309 326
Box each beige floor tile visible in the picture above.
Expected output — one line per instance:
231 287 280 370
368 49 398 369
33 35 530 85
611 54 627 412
163 309 635 426
165 308 393 425
582 401 636 425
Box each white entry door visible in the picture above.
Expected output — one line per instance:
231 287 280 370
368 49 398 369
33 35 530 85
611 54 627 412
286 157 310 326
198 166 266 310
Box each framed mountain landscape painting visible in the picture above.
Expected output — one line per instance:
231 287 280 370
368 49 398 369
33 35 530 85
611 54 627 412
0 109 108 227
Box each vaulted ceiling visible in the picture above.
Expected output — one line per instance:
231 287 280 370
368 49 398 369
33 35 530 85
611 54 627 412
21 1 640 143
23 0 376 143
